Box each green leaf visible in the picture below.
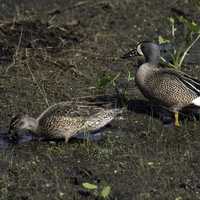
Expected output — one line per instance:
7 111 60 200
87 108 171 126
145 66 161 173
177 16 185 23
168 17 175 24
82 182 98 190
111 72 121 86
158 35 170 44
175 196 183 200
100 186 111 198
177 16 200 33
127 71 134 81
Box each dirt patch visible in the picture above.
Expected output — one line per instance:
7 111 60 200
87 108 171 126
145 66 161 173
0 18 84 64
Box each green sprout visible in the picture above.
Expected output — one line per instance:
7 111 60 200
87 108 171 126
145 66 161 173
82 182 111 199
127 71 134 81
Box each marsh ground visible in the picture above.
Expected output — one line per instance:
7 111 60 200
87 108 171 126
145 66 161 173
0 0 200 199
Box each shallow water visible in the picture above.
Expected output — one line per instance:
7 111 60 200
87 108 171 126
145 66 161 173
0 125 117 150
0 128 35 149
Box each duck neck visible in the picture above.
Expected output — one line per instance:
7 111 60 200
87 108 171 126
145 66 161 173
144 45 160 66
32 120 39 133
145 55 159 66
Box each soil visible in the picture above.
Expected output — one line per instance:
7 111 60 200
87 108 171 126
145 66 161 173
0 0 200 199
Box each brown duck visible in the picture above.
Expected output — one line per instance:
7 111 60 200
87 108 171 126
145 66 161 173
9 101 122 142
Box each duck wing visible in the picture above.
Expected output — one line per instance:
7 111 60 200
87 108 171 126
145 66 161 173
159 68 200 96
37 101 104 121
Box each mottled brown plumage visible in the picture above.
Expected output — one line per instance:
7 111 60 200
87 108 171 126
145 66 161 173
9 101 122 142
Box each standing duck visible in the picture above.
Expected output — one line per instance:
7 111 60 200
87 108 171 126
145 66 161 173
122 41 200 126
8 101 122 142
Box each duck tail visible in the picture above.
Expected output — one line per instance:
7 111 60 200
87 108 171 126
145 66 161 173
192 96 200 106
83 107 125 133
181 74 200 95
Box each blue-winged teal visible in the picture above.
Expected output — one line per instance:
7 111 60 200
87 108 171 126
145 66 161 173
122 41 200 126
8 101 122 142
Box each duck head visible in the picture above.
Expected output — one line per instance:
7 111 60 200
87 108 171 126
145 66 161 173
8 114 38 141
122 41 161 65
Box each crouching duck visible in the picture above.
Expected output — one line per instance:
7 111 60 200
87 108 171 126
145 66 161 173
122 41 200 126
8 101 122 142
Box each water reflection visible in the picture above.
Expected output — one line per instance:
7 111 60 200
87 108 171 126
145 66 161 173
0 128 34 149
0 127 107 150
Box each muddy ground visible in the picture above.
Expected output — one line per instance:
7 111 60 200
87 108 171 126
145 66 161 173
0 0 200 199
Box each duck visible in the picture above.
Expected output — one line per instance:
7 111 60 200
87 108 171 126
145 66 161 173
122 41 200 126
8 101 122 142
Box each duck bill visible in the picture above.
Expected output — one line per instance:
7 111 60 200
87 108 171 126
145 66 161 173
121 49 139 59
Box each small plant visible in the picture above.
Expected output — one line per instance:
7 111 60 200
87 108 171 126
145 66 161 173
159 16 200 69
82 182 111 199
127 70 134 81
96 71 121 89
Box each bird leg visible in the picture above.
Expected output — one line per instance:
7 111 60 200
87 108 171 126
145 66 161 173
174 111 180 127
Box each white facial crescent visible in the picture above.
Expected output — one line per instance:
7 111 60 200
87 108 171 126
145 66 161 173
137 44 144 56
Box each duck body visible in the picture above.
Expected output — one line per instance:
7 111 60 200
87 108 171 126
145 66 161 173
135 63 199 112
122 41 200 126
9 101 122 142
